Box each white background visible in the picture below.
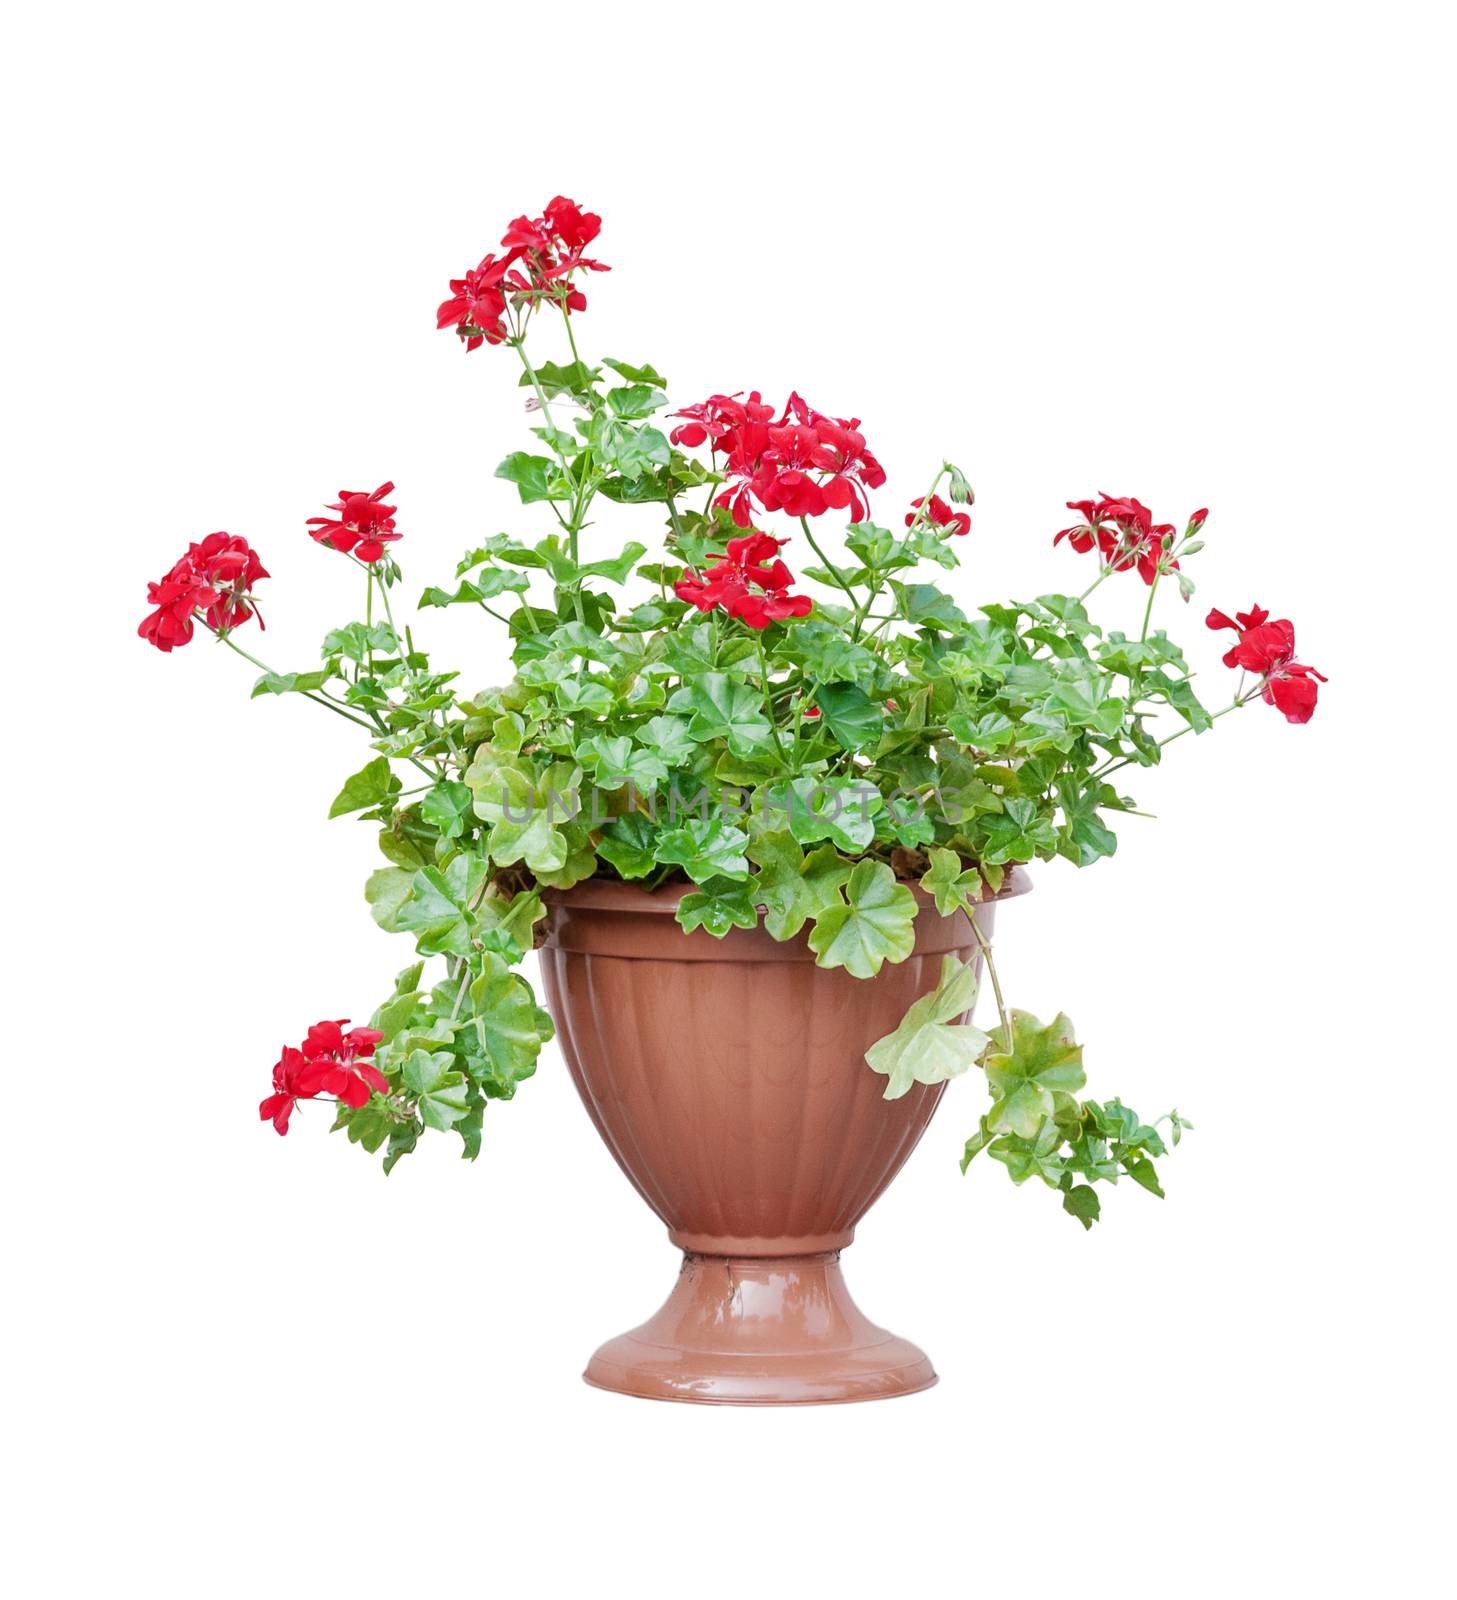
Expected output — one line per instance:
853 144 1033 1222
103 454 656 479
5 2 1452 1594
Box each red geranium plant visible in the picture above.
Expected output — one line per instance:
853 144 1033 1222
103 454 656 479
142 197 1323 1225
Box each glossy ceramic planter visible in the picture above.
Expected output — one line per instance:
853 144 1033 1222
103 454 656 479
539 869 1028 1405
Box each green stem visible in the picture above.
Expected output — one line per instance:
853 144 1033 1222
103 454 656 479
1094 689 1262 779
758 635 791 770
797 516 859 612
963 908 1011 1044
512 342 562 457
214 630 377 730
558 293 582 366
1079 566 1112 604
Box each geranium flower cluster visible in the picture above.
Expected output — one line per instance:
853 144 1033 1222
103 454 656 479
1207 605 1326 724
306 481 400 564
1055 494 1206 587
675 531 814 629
437 195 608 351
670 391 887 525
138 532 268 652
259 1019 388 1135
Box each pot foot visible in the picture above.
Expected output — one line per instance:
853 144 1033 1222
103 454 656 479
583 1252 936 1405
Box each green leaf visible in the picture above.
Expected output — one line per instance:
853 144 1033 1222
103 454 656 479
606 383 668 420
1088 1098 1167 1155
764 776 882 853
402 1049 471 1130
597 813 660 880
636 714 696 765
579 542 647 585
1125 1156 1165 1197
979 796 1059 864
592 417 671 480
746 832 852 941
668 673 772 757
603 357 668 386
865 954 989 1100
473 887 545 963
1061 1182 1102 1229
988 1120 1066 1186
465 746 576 874
321 621 398 663
495 452 562 504
329 756 399 819
420 781 473 841
813 682 884 752
807 860 918 978
465 955 549 1095
252 669 331 697
984 1011 1087 1138
676 878 759 936
1056 778 1119 867
394 853 489 958
417 568 530 608
960 1120 994 1173
654 818 751 882
577 736 668 791
946 710 1015 752
891 581 967 629
365 866 415 932
517 358 600 398
920 848 984 917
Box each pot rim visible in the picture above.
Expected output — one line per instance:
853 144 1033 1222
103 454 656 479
541 862 1031 916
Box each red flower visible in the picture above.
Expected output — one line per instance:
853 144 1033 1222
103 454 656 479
675 391 883 527
258 1019 388 1135
499 197 608 315
668 391 772 449
1207 605 1327 724
306 482 400 564
437 253 514 350
139 533 269 652
908 494 970 537
299 1018 389 1108
675 531 813 630
804 409 885 522
439 198 608 350
1054 493 1181 587
259 1046 326 1136
1205 603 1270 666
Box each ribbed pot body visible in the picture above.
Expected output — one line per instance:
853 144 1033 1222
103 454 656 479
539 875 1022 1257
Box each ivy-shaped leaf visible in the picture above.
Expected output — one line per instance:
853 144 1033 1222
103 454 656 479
813 682 884 752
329 756 400 819
654 818 751 883
402 1049 471 1130
763 776 882 853
984 1010 1087 1138
746 832 852 941
465 955 550 1095
865 955 989 1100
495 452 564 504
597 813 660 880
920 847 984 917
807 860 918 978
421 780 473 841
676 878 759 936
668 673 773 757
365 866 415 932
394 853 489 958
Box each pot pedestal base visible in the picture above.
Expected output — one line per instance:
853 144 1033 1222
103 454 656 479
583 1251 936 1406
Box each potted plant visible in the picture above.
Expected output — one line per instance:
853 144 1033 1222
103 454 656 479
140 195 1325 1404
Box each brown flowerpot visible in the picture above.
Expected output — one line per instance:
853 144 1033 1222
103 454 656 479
539 870 1029 1405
